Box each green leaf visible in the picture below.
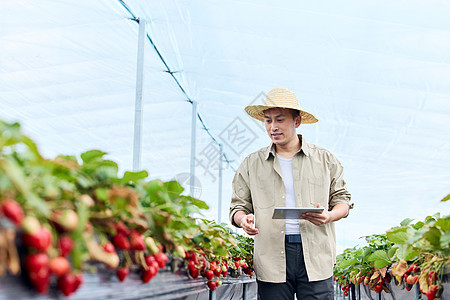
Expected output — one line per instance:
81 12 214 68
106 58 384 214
412 221 424 230
165 181 184 199
435 218 450 232
367 250 389 262
183 196 209 210
423 227 441 248
441 231 450 248
386 227 412 244
388 246 398 259
400 218 414 226
403 247 420 261
121 170 148 183
441 193 450 202
374 259 391 269
339 258 358 269
80 150 107 163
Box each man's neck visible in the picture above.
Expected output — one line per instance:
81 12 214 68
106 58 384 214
275 137 301 159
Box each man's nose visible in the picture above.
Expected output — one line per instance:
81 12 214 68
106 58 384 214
271 122 278 131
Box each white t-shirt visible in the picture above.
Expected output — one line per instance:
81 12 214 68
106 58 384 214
277 154 301 235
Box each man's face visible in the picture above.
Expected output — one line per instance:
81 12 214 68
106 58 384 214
263 108 301 146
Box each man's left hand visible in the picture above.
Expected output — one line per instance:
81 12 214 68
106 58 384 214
300 204 332 226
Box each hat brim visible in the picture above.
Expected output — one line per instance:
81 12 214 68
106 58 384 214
244 105 318 124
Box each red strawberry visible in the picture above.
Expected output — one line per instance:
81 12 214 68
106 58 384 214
148 265 158 277
189 268 199 279
1 199 24 226
58 236 74 257
130 230 145 251
116 268 129 282
23 227 52 252
144 254 156 266
214 268 222 277
207 280 217 291
154 252 168 269
222 270 228 278
209 261 216 272
74 273 83 291
141 269 154 283
428 271 436 286
112 232 130 250
25 253 50 294
206 270 214 281
375 284 382 293
114 222 130 235
384 273 392 283
25 253 49 271
426 287 437 300
103 242 116 254
49 256 71 276
57 273 78 296
188 260 196 272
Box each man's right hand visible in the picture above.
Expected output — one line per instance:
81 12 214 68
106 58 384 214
239 214 259 235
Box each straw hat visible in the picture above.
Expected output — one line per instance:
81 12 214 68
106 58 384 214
245 87 318 124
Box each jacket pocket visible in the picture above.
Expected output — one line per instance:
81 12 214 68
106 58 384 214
252 177 275 209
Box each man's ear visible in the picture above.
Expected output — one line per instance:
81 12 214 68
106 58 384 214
295 115 302 128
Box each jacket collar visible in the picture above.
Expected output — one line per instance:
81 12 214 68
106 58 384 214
264 134 310 160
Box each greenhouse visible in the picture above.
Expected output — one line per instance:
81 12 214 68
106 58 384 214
0 1 449 299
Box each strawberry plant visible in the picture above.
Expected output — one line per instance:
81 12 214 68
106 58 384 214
0 120 255 297
334 209 449 298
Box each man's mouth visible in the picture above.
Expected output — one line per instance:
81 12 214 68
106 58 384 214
272 133 282 138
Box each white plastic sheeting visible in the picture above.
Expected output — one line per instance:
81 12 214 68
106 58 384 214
1 0 449 251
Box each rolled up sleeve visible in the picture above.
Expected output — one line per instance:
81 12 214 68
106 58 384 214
329 157 353 214
229 157 254 227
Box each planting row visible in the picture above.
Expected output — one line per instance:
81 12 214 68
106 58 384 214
0 120 254 297
334 206 449 300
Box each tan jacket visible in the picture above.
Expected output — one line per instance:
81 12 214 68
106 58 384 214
229 135 352 282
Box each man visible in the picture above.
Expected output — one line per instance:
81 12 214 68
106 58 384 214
229 87 352 299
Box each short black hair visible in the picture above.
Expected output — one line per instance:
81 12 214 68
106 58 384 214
289 109 300 119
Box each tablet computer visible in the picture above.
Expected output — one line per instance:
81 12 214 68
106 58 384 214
272 207 324 219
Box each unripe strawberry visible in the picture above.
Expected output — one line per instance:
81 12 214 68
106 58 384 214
22 215 41 234
51 209 79 232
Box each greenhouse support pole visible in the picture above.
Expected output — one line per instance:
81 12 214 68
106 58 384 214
190 101 197 196
243 282 248 300
218 144 223 224
133 19 146 171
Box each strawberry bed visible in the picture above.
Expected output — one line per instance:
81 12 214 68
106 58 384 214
333 208 449 300
0 120 255 297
